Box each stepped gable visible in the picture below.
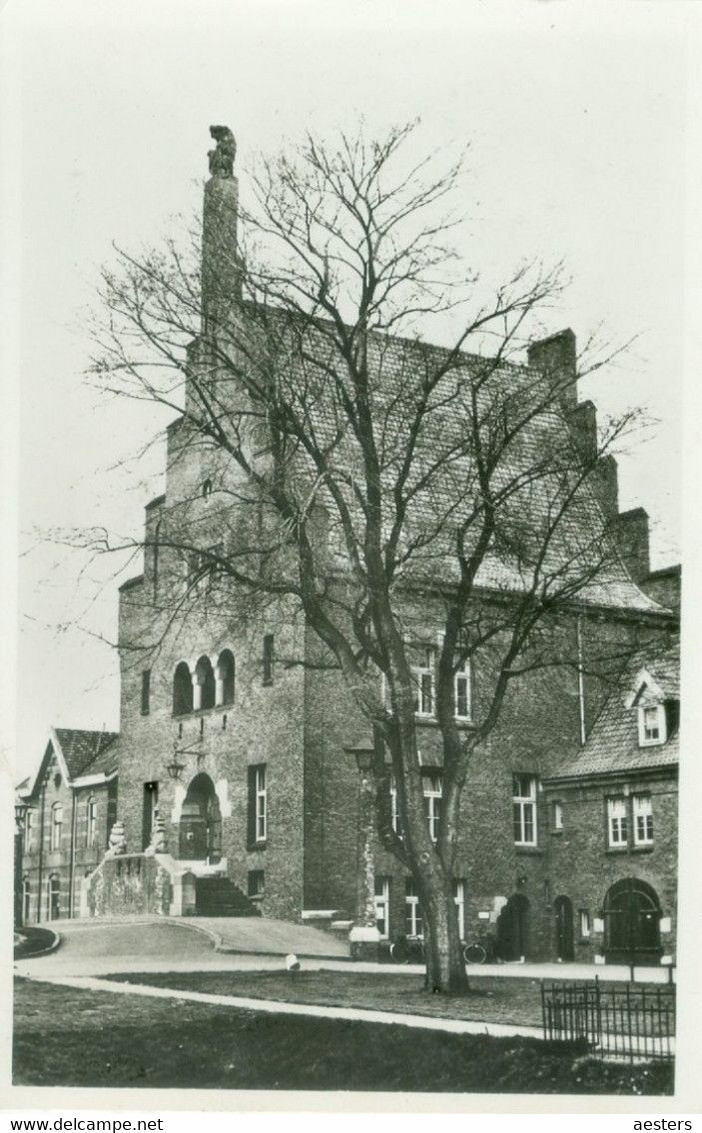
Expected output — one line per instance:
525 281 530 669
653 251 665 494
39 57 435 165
207 307 661 614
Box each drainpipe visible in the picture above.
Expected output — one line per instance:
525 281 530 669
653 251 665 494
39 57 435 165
37 773 48 923
576 615 587 746
68 788 77 919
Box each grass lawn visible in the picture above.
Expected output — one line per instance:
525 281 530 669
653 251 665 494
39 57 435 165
105 968 672 1033
14 977 673 1094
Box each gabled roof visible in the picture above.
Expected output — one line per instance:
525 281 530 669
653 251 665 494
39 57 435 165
19 727 120 798
547 644 679 781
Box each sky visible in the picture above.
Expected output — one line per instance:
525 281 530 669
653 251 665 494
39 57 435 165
0 0 694 779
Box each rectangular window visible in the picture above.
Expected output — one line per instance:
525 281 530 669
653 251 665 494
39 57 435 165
86 798 98 848
607 796 628 847
454 660 472 721
579 909 591 939
50 805 63 852
405 877 423 938
454 878 466 940
633 794 654 845
262 634 274 686
140 669 151 716
412 647 435 717
389 774 403 837
512 774 538 846
552 800 563 831
247 870 265 902
422 771 443 844
638 703 666 746
374 876 390 939
24 809 35 852
248 764 267 845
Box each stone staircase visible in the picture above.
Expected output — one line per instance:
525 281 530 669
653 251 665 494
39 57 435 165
194 875 261 917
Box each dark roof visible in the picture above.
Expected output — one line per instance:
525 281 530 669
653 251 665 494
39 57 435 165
54 729 120 779
547 645 679 781
221 312 663 616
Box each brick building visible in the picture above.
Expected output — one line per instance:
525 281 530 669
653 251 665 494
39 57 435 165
17 728 118 923
543 644 679 965
18 129 680 962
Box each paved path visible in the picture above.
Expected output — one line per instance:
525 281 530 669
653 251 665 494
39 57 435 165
28 971 545 1041
15 917 672 985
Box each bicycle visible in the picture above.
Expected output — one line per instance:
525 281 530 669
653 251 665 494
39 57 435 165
462 933 497 964
389 934 425 964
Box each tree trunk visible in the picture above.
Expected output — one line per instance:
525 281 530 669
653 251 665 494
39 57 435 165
417 857 469 994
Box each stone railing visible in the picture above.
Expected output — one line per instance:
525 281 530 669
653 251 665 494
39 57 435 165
80 851 197 919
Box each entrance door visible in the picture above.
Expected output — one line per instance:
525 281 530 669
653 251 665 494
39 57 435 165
496 894 529 960
178 773 222 862
604 878 662 964
554 895 575 961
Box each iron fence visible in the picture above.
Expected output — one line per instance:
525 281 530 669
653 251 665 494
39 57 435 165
541 978 675 1062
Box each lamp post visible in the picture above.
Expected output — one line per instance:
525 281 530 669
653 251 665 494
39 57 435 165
346 741 381 961
14 799 28 929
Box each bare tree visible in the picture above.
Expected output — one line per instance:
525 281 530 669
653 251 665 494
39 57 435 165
81 122 661 992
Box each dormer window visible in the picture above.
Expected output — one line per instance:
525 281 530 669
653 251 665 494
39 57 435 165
638 703 666 747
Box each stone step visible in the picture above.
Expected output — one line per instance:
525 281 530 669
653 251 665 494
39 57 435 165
194 876 260 918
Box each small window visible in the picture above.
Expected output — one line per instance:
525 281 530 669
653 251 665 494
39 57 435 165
24 809 35 852
579 909 590 939
454 879 466 940
412 647 435 717
248 764 267 846
50 803 63 852
48 875 60 920
455 660 472 721
638 703 666 747
389 774 403 837
552 801 563 832
633 793 654 845
405 878 423 938
262 634 274 686
202 478 213 501
607 796 628 847
141 669 151 716
513 775 538 847
86 796 98 848
422 771 443 843
247 870 265 902
374 876 390 939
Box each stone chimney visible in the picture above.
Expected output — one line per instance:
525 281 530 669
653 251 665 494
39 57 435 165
202 124 242 333
527 329 578 412
616 507 650 583
568 399 597 463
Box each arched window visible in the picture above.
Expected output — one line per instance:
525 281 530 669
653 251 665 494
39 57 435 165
173 661 193 715
86 796 98 848
195 655 216 710
202 478 213 501
217 649 235 706
50 803 63 851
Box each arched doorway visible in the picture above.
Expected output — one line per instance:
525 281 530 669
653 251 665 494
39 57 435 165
604 878 662 964
554 895 575 961
178 773 222 863
496 894 529 960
